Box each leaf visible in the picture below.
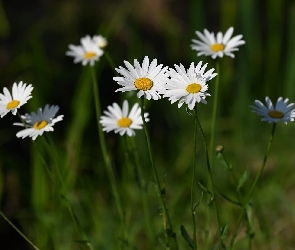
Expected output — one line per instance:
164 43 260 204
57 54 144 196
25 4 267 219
180 225 194 249
237 170 250 191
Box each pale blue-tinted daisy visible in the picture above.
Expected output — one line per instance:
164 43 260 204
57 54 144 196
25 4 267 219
14 104 64 140
250 97 295 124
191 27 245 59
162 61 217 110
114 56 169 100
100 100 149 136
66 35 104 66
0 81 33 118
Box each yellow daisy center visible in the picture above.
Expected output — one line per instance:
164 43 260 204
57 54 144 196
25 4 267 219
6 100 20 109
117 117 132 128
210 43 225 52
134 77 153 91
268 110 284 119
186 83 202 93
33 120 48 130
84 51 96 59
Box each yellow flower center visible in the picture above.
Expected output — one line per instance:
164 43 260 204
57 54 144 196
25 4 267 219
33 120 48 130
84 51 96 59
134 77 153 91
186 83 202 93
268 110 284 119
117 117 132 128
210 43 225 52
6 100 20 109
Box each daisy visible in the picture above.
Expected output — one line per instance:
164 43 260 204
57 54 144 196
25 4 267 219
191 27 245 59
100 100 149 136
0 81 33 118
93 35 108 49
162 61 217 110
250 97 295 124
66 35 104 66
14 104 64 140
114 56 169 100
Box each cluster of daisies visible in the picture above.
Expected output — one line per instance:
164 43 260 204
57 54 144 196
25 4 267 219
4 27 293 142
106 58 295 136
95 27 295 135
0 81 63 140
66 28 295 137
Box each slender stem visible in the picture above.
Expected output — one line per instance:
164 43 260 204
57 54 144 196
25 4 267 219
0 210 39 250
90 66 124 221
195 112 224 248
140 97 178 249
126 136 155 244
206 61 219 247
209 61 220 162
105 52 117 75
17 112 92 248
230 123 276 249
218 150 253 248
190 106 198 250
42 135 94 249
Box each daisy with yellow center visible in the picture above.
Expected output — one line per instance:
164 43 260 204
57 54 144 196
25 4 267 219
114 56 169 100
13 104 64 140
100 100 149 136
66 35 104 66
0 81 33 118
191 27 245 59
162 61 217 110
250 97 295 124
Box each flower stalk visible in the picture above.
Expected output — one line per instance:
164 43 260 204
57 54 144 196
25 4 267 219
140 97 178 249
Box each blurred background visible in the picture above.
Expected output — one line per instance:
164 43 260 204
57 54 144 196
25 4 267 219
1 0 295 249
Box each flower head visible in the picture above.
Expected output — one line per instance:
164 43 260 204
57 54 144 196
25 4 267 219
0 81 33 118
14 104 64 140
191 27 245 59
100 100 149 136
93 35 108 49
66 35 104 66
250 97 295 124
114 56 169 100
162 62 217 110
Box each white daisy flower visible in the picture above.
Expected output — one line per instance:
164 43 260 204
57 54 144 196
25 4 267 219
100 100 149 137
250 97 295 124
162 61 217 110
0 81 33 118
66 35 104 66
93 35 108 49
13 104 64 140
191 27 245 59
114 56 169 100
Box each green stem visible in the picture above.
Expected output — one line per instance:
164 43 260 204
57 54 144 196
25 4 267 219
140 97 178 249
42 135 93 249
0 210 39 250
105 52 117 75
195 112 224 248
126 136 155 244
218 150 253 249
90 66 125 229
209 61 220 162
230 123 276 249
206 61 219 247
190 106 198 250
17 112 92 248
